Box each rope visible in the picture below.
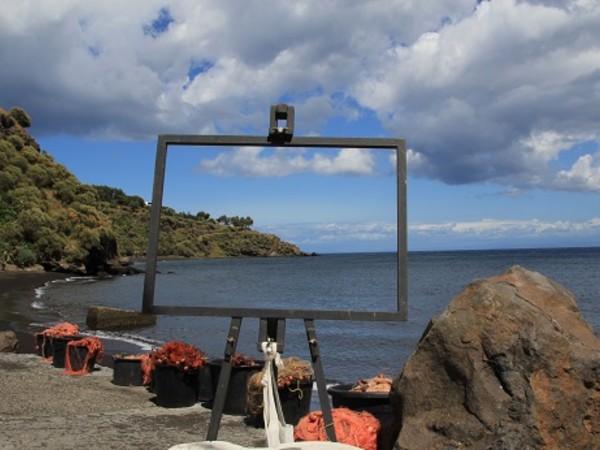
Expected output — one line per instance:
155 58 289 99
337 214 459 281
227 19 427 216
261 341 294 447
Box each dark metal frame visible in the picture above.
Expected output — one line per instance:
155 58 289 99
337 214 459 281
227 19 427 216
140 107 407 441
142 134 408 320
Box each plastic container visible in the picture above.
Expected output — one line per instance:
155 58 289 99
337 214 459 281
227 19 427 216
67 345 94 373
327 383 394 426
279 380 313 425
51 336 79 368
209 359 264 415
113 357 144 386
35 333 53 358
154 364 199 408
197 362 213 402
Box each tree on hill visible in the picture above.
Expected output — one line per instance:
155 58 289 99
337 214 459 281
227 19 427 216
9 107 32 128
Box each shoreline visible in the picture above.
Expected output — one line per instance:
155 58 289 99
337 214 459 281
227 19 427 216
0 270 150 367
0 270 268 448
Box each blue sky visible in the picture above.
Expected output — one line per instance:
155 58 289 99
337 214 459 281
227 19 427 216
1 0 599 253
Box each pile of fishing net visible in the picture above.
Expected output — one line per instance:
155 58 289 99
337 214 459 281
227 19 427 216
64 336 104 376
35 322 80 360
246 356 313 416
150 341 207 370
231 352 260 368
294 407 381 450
349 373 392 393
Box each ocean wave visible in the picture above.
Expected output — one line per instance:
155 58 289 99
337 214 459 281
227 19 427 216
30 301 46 310
85 329 162 352
34 276 100 299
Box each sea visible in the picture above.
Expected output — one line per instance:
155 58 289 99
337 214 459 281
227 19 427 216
13 247 600 385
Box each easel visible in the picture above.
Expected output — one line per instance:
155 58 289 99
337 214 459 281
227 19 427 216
141 104 408 444
206 317 337 441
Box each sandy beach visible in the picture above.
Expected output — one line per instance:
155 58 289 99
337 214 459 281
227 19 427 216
0 271 268 449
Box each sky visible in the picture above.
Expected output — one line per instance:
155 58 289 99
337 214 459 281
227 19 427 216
1 0 599 253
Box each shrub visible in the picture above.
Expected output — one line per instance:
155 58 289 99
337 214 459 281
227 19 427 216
10 152 28 171
0 169 18 191
9 107 32 128
21 145 39 163
0 111 16 128
28 164 53 188
12 244 37 267
7 135 24 150
0 196 17 224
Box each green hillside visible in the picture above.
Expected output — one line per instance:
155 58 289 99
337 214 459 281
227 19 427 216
0 107 307 275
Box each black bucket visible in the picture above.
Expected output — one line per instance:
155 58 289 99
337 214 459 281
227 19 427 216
35 333 53 358
154 364 199 408
279 380 313 425
113 357 144 386
327 383 394 426
52 336 79 368
209 359 263 415
197 363 213 402
67 345 94 373
248 380 313 426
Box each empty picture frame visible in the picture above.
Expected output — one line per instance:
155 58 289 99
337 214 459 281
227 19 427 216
141 133 407 321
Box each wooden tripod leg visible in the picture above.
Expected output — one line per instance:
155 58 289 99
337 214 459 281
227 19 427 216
206 316 242 440
304 319 337 442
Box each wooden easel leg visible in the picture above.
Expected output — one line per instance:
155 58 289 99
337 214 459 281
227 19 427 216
304 319 337 442
206 316 242 440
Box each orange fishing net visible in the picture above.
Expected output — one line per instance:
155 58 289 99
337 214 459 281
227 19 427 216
149 341 207 372
276 357 313 389
64 336 104 376
231 352 259 367
350 373 392 393
139 354 153 385
35 322 81 361
42 322 80 338
247 357 314 416
294 407 381 450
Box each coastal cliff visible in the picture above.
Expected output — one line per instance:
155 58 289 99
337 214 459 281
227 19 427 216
0 106 307 275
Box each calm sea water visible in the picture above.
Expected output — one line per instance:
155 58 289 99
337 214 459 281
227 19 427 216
23 248 600 383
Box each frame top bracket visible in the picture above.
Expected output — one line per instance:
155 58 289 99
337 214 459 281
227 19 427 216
268 103 295 142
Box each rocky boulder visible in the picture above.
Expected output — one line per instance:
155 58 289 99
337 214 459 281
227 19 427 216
87 306 156 331
0 330 19 352
390 265 600 449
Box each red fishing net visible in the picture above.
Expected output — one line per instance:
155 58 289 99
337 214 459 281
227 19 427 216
149 341 207 372
294 407 381 450
231 352 259 367
64 336 104 376
35 322 81 361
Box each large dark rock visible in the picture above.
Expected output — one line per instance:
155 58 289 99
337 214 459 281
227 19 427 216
391 265 600 449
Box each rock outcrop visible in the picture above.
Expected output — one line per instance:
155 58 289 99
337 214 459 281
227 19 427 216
390 265 600 449
86 306 156 331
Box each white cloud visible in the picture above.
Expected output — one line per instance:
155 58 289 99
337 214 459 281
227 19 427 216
555 154 600 191
259 216 600 252
259 221 398 252
0 0 598 191
197 147 377 177
353 0 600 190
410 217 600 238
